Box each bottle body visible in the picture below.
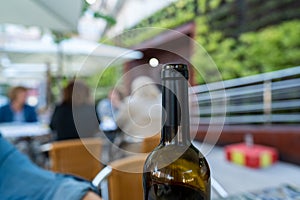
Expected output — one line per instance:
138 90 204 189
143 144 210 200
143 64 211 200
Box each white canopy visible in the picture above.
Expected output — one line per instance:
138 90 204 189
0 0 82 32
0 38 143 78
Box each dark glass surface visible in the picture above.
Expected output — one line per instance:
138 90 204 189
146 182 207 200
143 64 211 200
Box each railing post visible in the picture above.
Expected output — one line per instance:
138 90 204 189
263 80 272 123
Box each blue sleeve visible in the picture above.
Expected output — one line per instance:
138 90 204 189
0 134 98 200
0 105 13 123
0 106 4 122
24 105 38 122
30 106 38 122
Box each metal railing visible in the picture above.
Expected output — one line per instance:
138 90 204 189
191 66 300 125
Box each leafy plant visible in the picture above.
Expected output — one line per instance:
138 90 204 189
85 65 123 100
105 0 300 85
193 20 300 84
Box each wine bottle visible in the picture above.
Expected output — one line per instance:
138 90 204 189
143 64 211 200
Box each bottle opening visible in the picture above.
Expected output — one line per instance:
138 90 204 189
162 64 189 80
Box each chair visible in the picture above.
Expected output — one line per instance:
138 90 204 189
49 138 103 181
92 153 228 200
140 133 161 153
92 154 148 200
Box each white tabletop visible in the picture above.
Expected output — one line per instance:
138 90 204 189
0 123 50 138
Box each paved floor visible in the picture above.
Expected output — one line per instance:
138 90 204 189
193 142 300 199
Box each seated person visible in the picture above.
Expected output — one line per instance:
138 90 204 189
0 86 37 123
116 76 161 151
0 133 102 200
50 80 100 141
97 88 122 142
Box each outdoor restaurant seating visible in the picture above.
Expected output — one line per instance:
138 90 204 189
140 133 160 153
49 138 103 181
93 154 148 200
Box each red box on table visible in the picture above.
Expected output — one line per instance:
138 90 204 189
225 143 278 168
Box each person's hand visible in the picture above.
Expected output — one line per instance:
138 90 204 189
82 191 102 200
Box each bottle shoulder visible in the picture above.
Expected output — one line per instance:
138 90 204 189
145 143 208 165
144 144 210 178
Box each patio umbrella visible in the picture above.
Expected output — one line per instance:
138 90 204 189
0 0 82 32
0 38 143 109
0 38 143 78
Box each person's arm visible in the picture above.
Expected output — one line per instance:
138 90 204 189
0 106 4 123
0 104 12 123
0 134 101 200
31 106 38 122
82 191 102 200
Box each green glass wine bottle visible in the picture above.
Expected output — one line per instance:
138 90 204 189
143 63 211 200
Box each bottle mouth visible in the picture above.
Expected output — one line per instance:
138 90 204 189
161 63 189 80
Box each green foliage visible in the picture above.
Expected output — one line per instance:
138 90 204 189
238 20 300 72
116 0 196 47
197 0 207 13
82 1 116 25
209 0 222 10
85 65 122 100
193 20 300 84
117 28 165 48
94 12 116 25
52 31 72 44
108 0 300 85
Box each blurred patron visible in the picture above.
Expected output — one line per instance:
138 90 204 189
50 80 100 141
0 86 38 123
97 88 122 142
0 133 102 200
116 76 161 145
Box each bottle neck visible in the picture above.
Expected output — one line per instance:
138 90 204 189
161 76 190 146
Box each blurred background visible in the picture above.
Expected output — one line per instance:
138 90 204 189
0 0 300 199
0 0 299 109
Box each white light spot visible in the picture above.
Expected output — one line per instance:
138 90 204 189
27 96 38 107
149 58 159 67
